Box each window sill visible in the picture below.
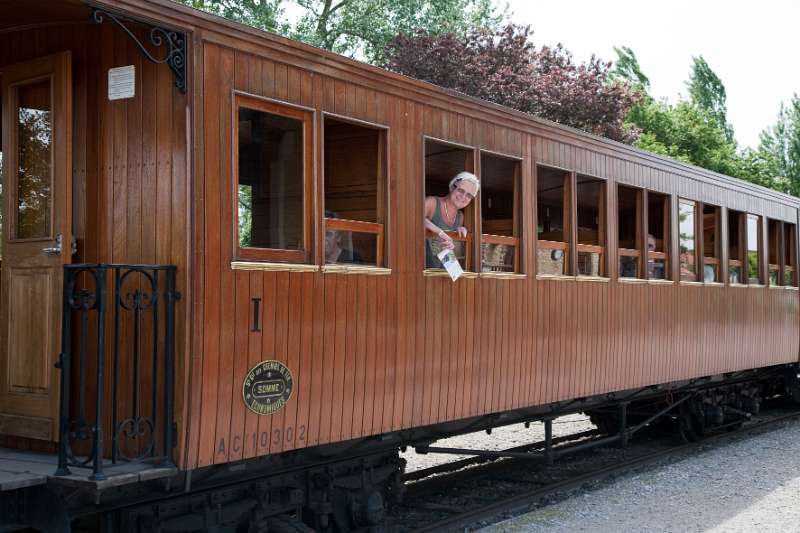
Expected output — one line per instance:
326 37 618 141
617 277 646 284
729 283 749 288
748 284 766 289
480 272 526 280
423 269 479 279
536 274 575 281
231 261 319 273
576 276 609 283
647 279 674 285
785 286 800 291
679 281 705 286
322 264 391 276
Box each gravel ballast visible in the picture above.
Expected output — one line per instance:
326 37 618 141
477 419 800 533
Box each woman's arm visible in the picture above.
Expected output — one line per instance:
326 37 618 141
424 196 454 249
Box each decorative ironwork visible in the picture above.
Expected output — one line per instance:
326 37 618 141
91 8 187 94
56 264 180 480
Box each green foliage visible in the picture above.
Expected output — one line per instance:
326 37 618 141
687 56 733 143
618 48 796 196
175 0 286 33
609 46 650 91
757 95 800 195
173 0 505 64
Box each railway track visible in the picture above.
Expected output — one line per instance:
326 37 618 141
392 402 800 533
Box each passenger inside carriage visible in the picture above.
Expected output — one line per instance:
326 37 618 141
424 172 480 268
324 210 365 265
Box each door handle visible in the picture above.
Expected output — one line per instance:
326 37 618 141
42 233 63 255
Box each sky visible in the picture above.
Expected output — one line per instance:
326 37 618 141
506 0 800 149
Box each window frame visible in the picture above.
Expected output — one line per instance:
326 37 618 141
422 136 478 272
233 92 315 264
727 209 746 285
646 190 671 281
765 218 797 287
746 213 764 285
785 222 798 287
678 198 699 282
535 163 573 276
478 149 523 274
575 173 607 278
616 183 644 280
321 111 389 268
700 202 721 283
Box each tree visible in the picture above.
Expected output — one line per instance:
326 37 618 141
291 0 505 64
758 95 800 195
175 0 286 34
173 0 505 65
609 45 649 91
687 56 734 143
385 24 643 143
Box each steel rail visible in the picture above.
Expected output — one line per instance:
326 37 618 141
405 408 800 533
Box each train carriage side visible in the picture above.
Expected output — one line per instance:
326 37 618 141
180 0 800 470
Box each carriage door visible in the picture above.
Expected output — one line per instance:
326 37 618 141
0 52 72 442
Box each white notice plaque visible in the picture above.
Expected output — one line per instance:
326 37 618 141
108 65 135 100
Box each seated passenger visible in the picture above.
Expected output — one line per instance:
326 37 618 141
424 172 480 268
324 210 364 264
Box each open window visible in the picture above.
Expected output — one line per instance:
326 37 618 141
323 116 387 267
765 219 797 287
768 219 781 286
424 139 475 270
679 199 698 281
728 209 746 284
235 95 313 263
702 204 720 282
576 176 605 277
618 185 642 278
647 192 669 280
480 152 521 273
747 214 763 285
536 166 570 275
785 223 797 286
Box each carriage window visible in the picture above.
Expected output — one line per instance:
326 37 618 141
323 117 387 266
747 214 762 285
785 223 797 286
576 176 605 277
728 209 745 284
618 185 641 278
236 96 312 263
647 192 669 280
480 153 521 273
702 204 720 282
424 139 475 270
768 219 781 286
537 166 570 275
679 199 697 281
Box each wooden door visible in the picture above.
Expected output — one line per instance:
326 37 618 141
0 52 72 442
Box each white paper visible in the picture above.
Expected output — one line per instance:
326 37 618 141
437 248 464 281
108 65 135 100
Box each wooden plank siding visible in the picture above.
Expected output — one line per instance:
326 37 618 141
3 0 798 474
0 20 189 457
188 36 800 469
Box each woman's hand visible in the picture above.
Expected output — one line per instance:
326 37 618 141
457 226 468 238
437 231 455 250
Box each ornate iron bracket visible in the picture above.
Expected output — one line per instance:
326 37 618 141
91 8 187 94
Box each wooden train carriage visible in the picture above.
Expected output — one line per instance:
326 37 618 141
0 0 798 491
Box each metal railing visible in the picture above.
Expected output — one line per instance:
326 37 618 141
55 263 179 480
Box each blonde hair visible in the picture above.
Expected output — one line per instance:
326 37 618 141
449 171 480 192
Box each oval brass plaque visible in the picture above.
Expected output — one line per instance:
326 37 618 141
242 360 294 415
